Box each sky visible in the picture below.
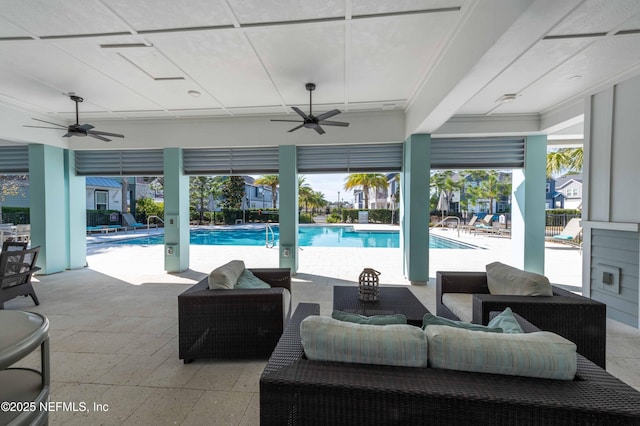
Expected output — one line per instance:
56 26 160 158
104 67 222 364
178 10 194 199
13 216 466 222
301 173 349 203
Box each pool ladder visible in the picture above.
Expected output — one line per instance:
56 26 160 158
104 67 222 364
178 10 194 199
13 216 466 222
265 223 275 248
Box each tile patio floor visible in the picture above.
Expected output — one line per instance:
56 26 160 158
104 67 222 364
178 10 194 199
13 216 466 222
6 227 640 424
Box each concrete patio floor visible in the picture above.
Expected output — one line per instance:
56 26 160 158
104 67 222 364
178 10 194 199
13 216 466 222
6 227 640 425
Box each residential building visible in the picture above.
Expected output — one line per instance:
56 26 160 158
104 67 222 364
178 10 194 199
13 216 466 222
545 178 566 209
554 174 583 210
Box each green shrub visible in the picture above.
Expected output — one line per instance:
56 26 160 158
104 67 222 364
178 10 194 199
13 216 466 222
326 213 341 223
222 208 243 224
1 206 30 224
299 213 314 224
136 198 164 224
368 209 392 224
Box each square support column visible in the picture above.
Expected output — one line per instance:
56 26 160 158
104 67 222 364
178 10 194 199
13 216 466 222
28 144 67 274
278 145 298 273
164 148 190 273
511 135 547 274
65 150 86 269
401 134 430 284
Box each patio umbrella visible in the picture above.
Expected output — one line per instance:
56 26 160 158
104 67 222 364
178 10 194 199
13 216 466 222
436 190 448 219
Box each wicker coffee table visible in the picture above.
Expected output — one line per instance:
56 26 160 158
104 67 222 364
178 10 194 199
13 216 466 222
333 286 429 326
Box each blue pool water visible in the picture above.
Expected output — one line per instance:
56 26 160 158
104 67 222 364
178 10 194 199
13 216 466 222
113 226 476 249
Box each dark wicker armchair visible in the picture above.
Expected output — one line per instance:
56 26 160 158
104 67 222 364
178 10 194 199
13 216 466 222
436 271 607 368
178 267 291 363
0 246 41 309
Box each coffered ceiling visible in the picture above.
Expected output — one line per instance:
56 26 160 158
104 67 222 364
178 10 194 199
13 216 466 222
1 0 640 145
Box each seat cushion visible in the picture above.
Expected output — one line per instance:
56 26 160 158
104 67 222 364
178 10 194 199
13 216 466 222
426 325 577 380
441 293 473 322
332 310 407 325
301 316 428 367
486 262 553 296
208 260 245 289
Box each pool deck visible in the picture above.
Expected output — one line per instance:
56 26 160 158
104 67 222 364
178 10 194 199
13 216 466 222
9 223 634 424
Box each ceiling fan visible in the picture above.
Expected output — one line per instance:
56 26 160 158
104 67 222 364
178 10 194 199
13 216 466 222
271 83 349 135
24 95 125 142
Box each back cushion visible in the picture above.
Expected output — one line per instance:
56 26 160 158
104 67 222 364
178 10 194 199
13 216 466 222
208 260 245 289
426 325 577 380
486 262 553 296
301 316 428 367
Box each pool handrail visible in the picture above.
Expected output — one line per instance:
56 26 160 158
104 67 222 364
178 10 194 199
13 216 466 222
265 223 276 248
430 216 460 237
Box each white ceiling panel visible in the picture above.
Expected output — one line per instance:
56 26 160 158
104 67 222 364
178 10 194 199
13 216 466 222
348 14 458 103
501 34 640 114
351 0 462 16
617 12 640 31
0 16 31 38
0 41 162 112
247 23 345 106
0 0 130 37
458 38 595 115
103 0 233 31
547 0 640 36
228 0 344 24
148 31 281 108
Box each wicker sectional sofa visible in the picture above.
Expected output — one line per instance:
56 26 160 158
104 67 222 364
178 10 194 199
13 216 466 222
436 270 607 368
260 303 640 426
178 268 291 362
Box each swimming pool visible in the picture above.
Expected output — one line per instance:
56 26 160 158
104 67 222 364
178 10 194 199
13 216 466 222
113 226 477 249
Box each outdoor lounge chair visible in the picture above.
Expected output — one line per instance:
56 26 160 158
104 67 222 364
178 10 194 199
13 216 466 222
546 217 582 244
1 241 28 251
0 246 41 309
122 212 157 231
459 215 478 233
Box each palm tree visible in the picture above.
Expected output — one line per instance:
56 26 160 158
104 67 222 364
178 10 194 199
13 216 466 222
547 147 583 177
298 185 314 213
343 173 388 209
254 174 279 208
430 171 462 212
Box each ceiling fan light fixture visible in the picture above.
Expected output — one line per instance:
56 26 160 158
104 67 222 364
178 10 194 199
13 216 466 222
495 93 518 104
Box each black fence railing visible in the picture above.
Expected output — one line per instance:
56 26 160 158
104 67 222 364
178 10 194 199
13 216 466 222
1 211 30 224
545 213 582 243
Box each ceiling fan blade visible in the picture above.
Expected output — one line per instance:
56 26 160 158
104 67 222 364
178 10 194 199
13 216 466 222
78 123 95 131
291 106 310 120
271 119 304 123
318 120 349 127
31 118 67 128
288 124 305 132
313 125 326 135
63 132 74 138
315 109 341 121
89 130 124 138
23 125 65 130
89 134 111 142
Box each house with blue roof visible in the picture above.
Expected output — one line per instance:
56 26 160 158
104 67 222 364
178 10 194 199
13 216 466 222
85 177 122 211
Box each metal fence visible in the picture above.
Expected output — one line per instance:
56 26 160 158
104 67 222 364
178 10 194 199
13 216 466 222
545 213 582 243
1 212 30 224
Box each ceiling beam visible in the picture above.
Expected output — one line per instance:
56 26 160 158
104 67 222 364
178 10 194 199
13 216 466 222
405 0 583 138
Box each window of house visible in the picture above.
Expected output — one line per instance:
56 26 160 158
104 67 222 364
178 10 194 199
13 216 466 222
545 183 551 193
256 187 264 197
95 190 108 210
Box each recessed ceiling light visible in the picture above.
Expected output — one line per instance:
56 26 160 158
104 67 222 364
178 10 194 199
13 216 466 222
188 90 201 97
569 75 582 80
495 94 518 104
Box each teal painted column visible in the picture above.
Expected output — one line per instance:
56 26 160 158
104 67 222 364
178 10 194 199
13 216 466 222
28 144 67 274
511 135 547 274
163 148 190 273
278 145 298 273
65 150 86 269
401 134 430 284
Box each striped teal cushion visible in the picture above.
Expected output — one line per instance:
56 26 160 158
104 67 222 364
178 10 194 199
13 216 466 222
300 316 428 367
426 325 577 380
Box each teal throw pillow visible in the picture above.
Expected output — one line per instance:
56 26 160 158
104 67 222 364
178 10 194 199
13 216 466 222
422 313 502 333
331 310 407 325
234 269 271 289
487 307 524 334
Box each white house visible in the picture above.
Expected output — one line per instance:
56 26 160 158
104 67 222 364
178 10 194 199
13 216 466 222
554 174 583 210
